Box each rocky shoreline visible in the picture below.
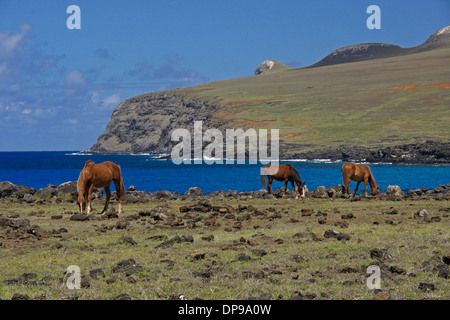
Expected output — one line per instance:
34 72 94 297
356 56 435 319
1 180 449 204
283 140 450 165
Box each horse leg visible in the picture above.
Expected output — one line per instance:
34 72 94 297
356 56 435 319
87 184 94 215
268 176 274 194
113 179 123 215
283 180 288 198
291 180 298 200
364 178 369 197
353 181 361 197
101 185 111 215
342 174 350 195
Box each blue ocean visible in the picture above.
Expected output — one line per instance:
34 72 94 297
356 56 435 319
0 151 448 194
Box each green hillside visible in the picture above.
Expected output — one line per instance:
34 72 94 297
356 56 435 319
170 47 450 157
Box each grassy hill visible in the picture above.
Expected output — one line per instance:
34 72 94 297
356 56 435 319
167 46 450 158
89 27 450 162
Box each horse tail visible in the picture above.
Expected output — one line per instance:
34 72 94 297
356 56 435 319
286 163 302 184
117 164 126 198
260 167 267 188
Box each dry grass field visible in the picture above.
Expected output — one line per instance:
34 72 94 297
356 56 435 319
0 195 448 300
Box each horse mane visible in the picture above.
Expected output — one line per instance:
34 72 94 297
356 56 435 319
286 163 302 184
367 166 377 188
84 160 95 168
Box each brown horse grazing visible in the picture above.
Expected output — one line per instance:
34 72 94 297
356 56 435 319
341 162 379 197
77 160 125 215
261 163 306 199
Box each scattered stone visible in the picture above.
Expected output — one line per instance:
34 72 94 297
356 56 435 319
186 252 205 261
89 268 105 279
181 234 194 243
341 213 354 219
251 249 267 257
193 268 214 279
373 291 390 300
201 234 214 242
312 186 329 199
418 282 435 292
414 209 429 219
386 185 403 197
112 259 143 276
80 279 91 289
292 255 305 263
384 209 398 215
114 293 131 300
154 236 181 249
370 248 391 261
389 266 406 275
11 293 30 300
115 220 129 230
443 252 450 265
236 253 252 261
121 236 137 245
436 264 449 279
70 214 89 221
323 230 350 241
334 221 349 228
184 187 204 198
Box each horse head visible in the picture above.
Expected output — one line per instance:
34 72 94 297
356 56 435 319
371 185 380 196
297 181 306 198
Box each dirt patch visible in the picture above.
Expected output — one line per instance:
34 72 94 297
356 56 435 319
217 109 248 118
388 84 420 90
268 133 302 140
284 118 320 137
430 82 450 89
388 82 450 90
229 118 275 128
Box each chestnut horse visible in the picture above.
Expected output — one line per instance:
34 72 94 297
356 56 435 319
261 163 306 199
341 162 379 197
77 160 125 215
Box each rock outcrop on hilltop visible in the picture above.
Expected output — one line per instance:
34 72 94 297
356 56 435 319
421 25 450 49
254 60 290 75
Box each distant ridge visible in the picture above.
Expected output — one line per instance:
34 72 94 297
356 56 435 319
310 25 450 68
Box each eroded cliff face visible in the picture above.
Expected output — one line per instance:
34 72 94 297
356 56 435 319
85 93 223 154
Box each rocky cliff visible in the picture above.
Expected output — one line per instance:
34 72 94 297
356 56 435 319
86 93 223 154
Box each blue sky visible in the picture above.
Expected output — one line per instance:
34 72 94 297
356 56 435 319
0 0 448 151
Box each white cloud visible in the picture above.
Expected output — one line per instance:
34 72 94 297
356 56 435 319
102 93 121 108
0 23 32 59
22 108 32 114
91 91 101 104
65 70 86 87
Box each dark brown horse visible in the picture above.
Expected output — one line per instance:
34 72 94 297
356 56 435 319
341 162 379 197
77 160 125 215
261 163 306 199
